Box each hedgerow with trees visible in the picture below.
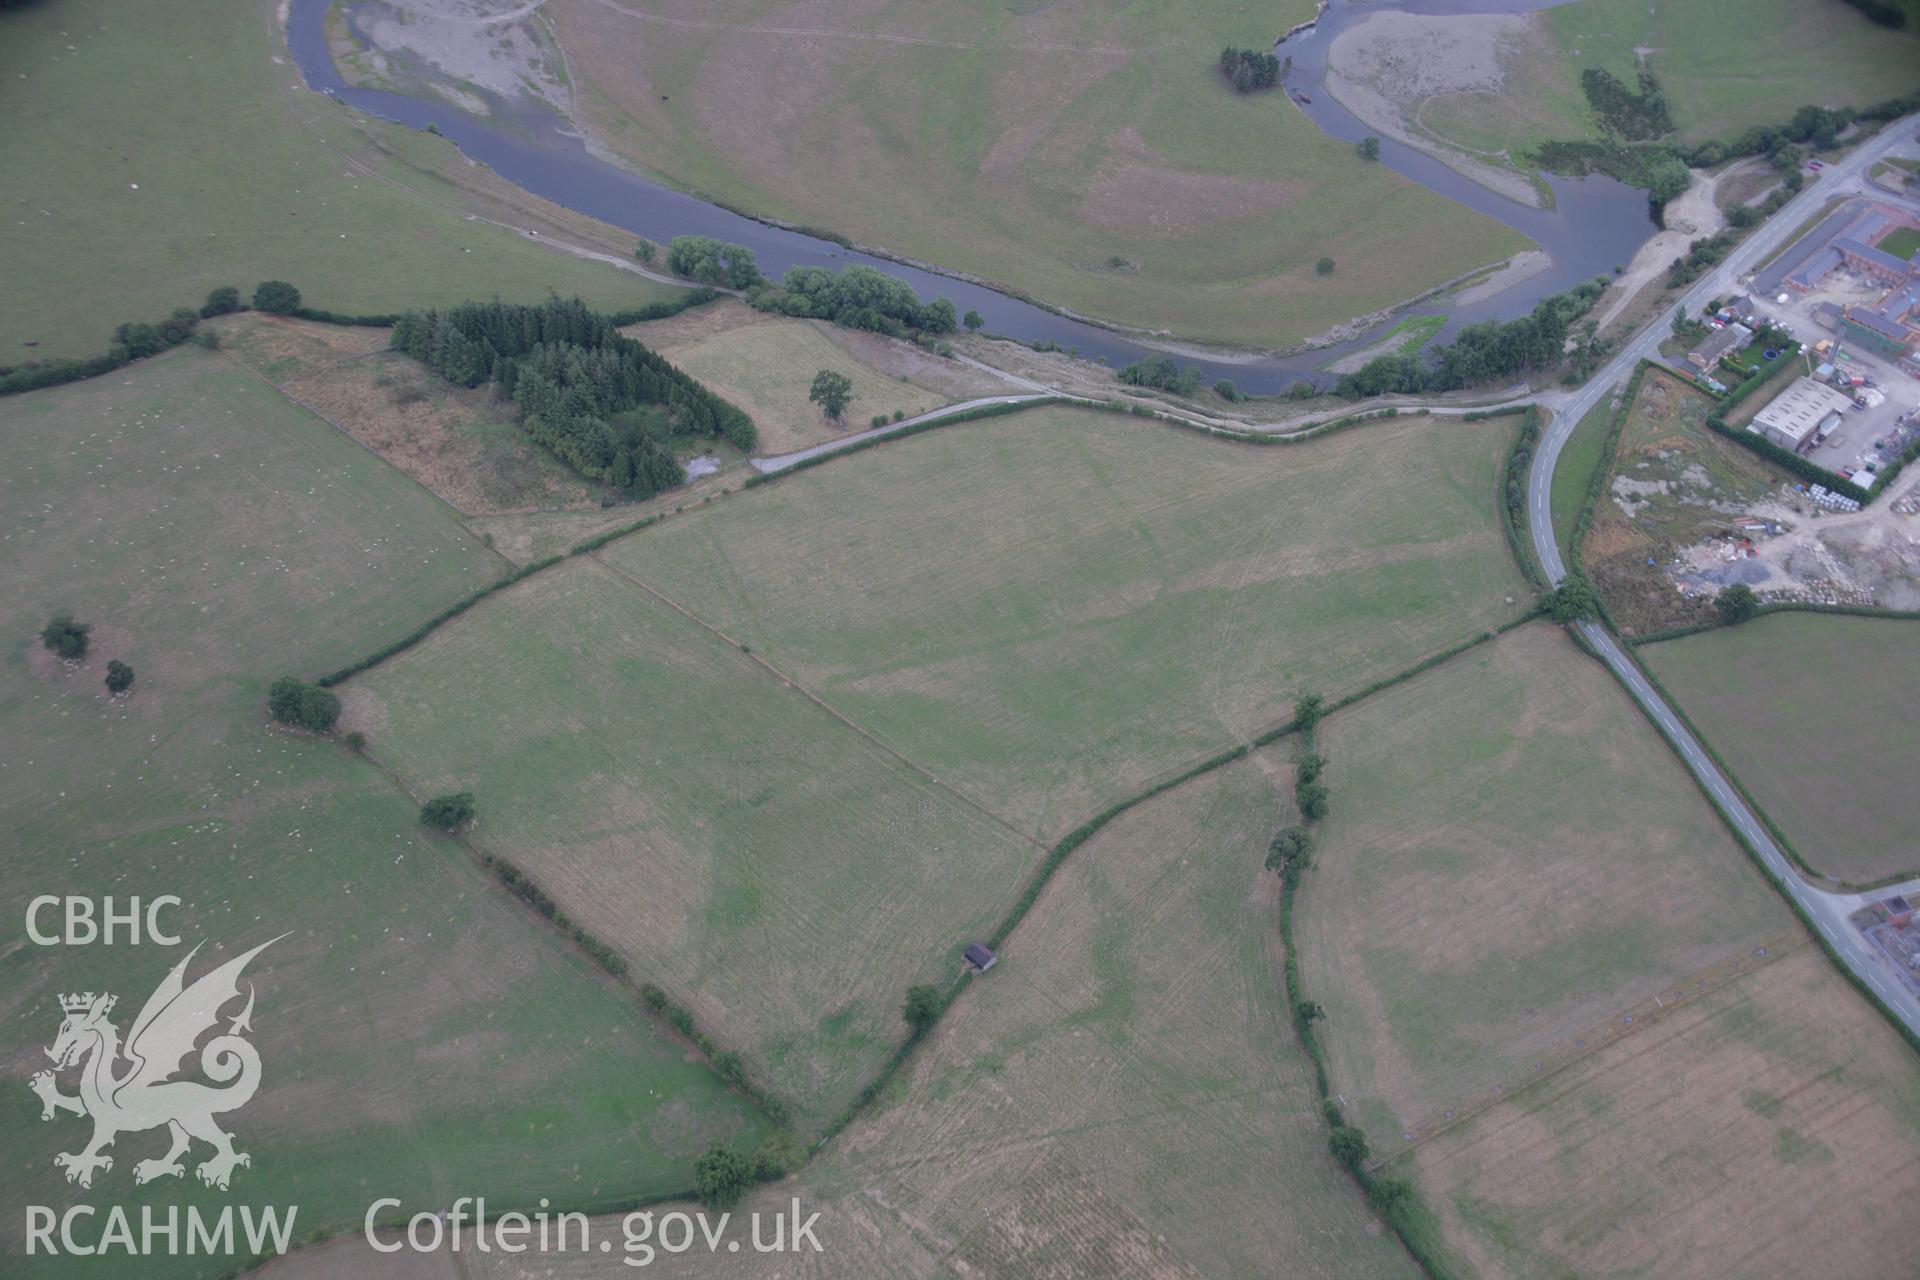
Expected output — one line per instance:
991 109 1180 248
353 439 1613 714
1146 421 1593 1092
1334 277 1607 397
389 296 756 500
751 263 957 337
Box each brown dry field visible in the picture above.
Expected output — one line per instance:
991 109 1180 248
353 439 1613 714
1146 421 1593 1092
279 350 603 514
623 299 1009 454
463 464 752 565
211 313 607 515
1298 624 1796 1146
209 311 390 381
340 745 1421 1280
1409 947 1920 1280
253 1237 460 1280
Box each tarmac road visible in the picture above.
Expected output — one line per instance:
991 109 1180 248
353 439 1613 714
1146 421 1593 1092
1526 117 1920 1037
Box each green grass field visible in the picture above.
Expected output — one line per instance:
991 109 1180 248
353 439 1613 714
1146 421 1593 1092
0 350 767 1277
624 300 976 455
343 556 1043 1133
1879 225 1920 262
1643 613 1920 884
549 0 1527 348
0 0 679 362
1550 399 1612 560
1297 623 1795 1147
1542 0 1920 143
376 746 1427 1280
606 405 1533 839
1407 947 1920 1280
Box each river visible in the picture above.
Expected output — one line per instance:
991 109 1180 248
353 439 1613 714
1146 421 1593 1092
285 0 1655 394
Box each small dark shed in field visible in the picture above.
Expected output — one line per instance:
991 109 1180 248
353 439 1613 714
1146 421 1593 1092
964 942 998 973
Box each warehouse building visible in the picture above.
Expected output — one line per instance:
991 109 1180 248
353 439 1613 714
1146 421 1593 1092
1750 377 1855 452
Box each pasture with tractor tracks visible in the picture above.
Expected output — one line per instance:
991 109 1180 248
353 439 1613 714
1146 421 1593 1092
605 403 1533 841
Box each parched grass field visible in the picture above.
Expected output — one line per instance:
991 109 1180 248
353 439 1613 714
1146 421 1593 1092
1407 947 1920 1280
342 556 1045 1133
0 350 767 1277
1581 367 1790 636
1297 623 1796 1148
549 0 1528 349
0 0 680 362
607 406 1532 840
623 299 1008 455
433 746 1426 1280
1643 613 1920 884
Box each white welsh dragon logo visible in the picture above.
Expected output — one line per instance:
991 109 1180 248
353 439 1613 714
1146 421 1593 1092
28 937 283 1191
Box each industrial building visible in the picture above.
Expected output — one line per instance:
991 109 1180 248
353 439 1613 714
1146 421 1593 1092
1750 377 1855 452
1779 200 1920 364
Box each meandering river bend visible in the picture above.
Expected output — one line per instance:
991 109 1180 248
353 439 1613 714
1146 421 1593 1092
287 0 1654 393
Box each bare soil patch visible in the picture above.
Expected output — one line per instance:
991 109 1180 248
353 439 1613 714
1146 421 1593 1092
1582 368 1794 635
1325 10 1547 206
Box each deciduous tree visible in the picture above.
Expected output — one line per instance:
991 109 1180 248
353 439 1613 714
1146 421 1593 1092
809 369 854 420
40 612 90 660
420 792 476 832
903 984 942 1034
252 281 301 315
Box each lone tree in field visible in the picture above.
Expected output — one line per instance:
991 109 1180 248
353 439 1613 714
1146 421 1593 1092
104 660 135 694
252 281 301 315
1715 583 1759 625
1316 257 1336 276
267 675 340 732
903 984 942 1035
693 1143 753 1208
962 309 983 331
634 239 655 264
40 613 91 660
420 791 476 832
809 369 854 420
1357 136 1381 161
